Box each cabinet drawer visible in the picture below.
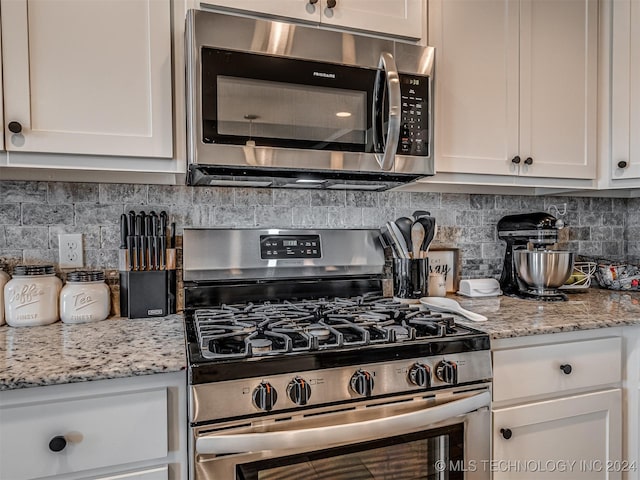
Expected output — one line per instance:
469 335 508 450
0 388 167 480
493 337 621 402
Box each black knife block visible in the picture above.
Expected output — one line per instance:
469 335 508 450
120 271 167 319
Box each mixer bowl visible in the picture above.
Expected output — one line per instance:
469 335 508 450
514 250 575 291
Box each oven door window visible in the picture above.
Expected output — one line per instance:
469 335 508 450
201 48 376 152
236 424 463 480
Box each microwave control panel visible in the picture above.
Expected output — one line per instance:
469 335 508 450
399 75 430 156
260 235 321 259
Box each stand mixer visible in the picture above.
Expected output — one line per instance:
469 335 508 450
497 212 574 301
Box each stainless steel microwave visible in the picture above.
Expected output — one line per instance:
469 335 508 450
186 9 435 190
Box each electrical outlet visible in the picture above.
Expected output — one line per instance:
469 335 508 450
59 233 83 268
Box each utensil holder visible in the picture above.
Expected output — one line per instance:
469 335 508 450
119 270 167 319
393 258 429 302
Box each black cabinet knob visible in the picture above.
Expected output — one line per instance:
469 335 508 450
49 436 67 452
618 160 628 169
511 156 521 164
524 157 533 165
326 0 337 7
8 121 22 134
500 428 513 440
560 364 572 375
309 0 318 4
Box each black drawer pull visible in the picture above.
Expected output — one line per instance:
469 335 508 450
560 364 572 375
500 428 513 440
49 436 67 452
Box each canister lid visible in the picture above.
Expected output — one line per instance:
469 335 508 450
67 271 105 282
13 264 55 276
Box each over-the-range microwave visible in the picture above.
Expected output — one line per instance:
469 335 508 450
186 9 435 191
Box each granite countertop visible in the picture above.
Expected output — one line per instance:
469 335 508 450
0 315 186 391
2 289 640 392
451 288 640 339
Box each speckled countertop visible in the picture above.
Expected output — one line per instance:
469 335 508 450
0 315 186 391
451 288 640 338
2 289 639 392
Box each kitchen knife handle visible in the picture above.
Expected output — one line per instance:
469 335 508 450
129 236 137 271
140 236 147 271
160 236 166 270
169 222 176 249
119 214 128 249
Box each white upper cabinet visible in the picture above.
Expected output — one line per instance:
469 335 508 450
199 0 424 41
1 0 174 158
610 0 640 181
429 0 597 181
0 20 4 152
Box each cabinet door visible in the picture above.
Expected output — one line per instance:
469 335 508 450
0 18 4 152
611 0 640 181
198 1 319 23
428 0 519 176
518 0 597 180
320 0 423 40
493 389 622 479
1 0 173 158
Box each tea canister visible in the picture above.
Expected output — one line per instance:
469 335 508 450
60 271 110 324
4 265 62 327
0 264 10 325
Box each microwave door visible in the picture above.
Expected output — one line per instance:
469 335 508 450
373 52 401 171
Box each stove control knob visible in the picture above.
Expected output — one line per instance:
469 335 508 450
435 360 458 385
408 363 431 388
253 382 278 411
350 369 374 397
288 377 312 405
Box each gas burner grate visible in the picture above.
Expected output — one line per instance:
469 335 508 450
193 297 474 359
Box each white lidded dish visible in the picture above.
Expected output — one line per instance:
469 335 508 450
60 271 110 324
4 265 62 327
457 278 502 297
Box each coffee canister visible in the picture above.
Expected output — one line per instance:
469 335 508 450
4 265 62 327
0 264 10 326
60 271 110 324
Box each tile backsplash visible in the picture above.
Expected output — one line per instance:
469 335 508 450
0 181 633 281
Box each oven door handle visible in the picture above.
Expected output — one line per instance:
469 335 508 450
196 391 490 455
373 51 401 172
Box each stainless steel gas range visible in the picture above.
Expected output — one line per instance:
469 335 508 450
183 228 492 480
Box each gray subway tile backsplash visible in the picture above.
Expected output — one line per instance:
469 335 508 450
0 181 634 277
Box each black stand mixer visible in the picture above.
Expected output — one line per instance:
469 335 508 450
498 212 574 301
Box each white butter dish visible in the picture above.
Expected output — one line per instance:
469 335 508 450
457 278 502 297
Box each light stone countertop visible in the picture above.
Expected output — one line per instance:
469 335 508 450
2 289 639 392
0 314 186 391
451 288 640 338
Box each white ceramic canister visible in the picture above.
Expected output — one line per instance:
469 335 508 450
0 264 10 325
4 265 62 327
60 271 110 324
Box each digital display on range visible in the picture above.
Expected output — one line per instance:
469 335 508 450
260 235 321 259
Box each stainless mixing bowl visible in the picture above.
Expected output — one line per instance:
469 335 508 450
514 250 575 292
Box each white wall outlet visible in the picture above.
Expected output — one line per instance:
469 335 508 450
58 233 83 268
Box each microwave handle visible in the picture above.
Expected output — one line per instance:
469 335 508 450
196 391 490 455
374 52 402 171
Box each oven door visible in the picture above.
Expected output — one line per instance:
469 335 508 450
192 388 490 480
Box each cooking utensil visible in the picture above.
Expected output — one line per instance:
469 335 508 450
419 297 487 322
514 250 574 292
411 222 425 260
395 217 414 252
414 216 436 258
411 210 430 220
119 214 129 271
387 221 410 259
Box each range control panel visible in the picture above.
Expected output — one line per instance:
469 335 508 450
398 74 429 156
260 235 321 259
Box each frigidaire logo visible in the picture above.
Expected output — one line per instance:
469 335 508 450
313 71 336 79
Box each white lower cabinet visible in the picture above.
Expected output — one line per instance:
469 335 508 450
493 389 622 479
0 372 187 480
492 330 624 479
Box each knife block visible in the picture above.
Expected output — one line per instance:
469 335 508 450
119 270 167 319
